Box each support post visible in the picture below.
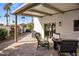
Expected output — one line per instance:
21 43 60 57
14 15 18 42
32 16 34 37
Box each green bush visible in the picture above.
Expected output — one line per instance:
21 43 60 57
10 25 14 36
27 23 34 31
0 28 8 41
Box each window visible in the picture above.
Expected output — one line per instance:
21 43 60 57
74 20 79 31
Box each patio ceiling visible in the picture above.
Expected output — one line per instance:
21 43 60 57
12 3 79 17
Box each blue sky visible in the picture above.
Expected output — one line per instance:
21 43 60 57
0 3 32 25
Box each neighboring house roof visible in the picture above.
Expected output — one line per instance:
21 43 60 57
12 3 79 17
0 24 3 26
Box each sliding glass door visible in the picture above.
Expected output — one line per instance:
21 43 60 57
44 23 56 37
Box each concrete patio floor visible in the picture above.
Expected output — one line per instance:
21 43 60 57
0 33 79 56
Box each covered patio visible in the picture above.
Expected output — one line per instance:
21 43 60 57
12 3 79 41
1 3 78 56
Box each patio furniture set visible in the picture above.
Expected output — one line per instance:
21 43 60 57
35 32 79 56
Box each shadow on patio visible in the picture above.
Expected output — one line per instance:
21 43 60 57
0 41 58 56
0 32 31 53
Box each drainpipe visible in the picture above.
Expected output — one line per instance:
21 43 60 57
14 15 18 42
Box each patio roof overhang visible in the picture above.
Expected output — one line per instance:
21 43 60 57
12 3 79 42
12 3 79 17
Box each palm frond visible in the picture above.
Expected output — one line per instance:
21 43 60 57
4 3 12 11
4 14 10 17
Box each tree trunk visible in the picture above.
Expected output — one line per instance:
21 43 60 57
6 17 8 25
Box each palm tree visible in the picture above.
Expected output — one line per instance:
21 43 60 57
4 3 12 25
4 14 10 25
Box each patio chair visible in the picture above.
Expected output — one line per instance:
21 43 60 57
57 40 78 56
35 33 49 50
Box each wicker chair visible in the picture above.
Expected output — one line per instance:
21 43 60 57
57 40 78 56
35 33 49 50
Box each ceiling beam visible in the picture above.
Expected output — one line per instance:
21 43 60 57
14 3 41 14
77 3 79 6
29 9 52 16
51 8 79 16
42 3 64 13
19 13 44 18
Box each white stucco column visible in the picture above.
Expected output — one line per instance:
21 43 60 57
33 17 44 38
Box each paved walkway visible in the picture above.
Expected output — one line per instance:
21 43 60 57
0 33 79 56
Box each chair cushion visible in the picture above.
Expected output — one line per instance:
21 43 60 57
40 38 49 44
53 33 60 39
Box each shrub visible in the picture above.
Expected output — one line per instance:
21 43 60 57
27 23 34 31
0 28 8 41
10 25 21 36
10 25 14 36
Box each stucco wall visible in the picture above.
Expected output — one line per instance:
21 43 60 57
33 10 79 39
33 17 44 38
